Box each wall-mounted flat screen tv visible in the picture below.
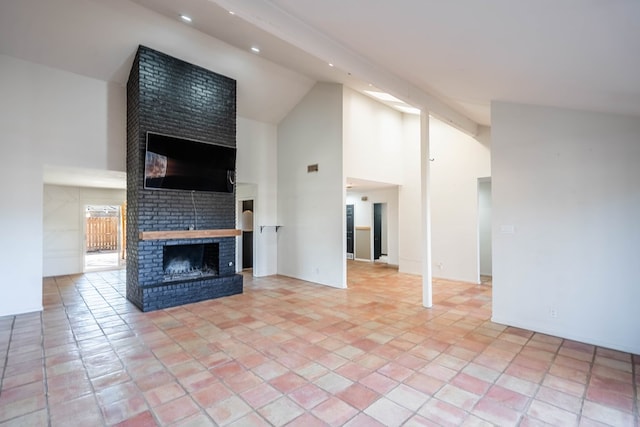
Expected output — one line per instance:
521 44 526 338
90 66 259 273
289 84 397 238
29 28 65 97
144 132 236 193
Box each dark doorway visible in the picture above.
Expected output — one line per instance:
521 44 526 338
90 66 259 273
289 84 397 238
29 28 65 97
373 203 382 260
241 200 253 269
346 204 354 259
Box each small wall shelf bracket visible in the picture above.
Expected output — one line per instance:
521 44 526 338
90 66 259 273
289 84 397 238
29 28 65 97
259 225 282 233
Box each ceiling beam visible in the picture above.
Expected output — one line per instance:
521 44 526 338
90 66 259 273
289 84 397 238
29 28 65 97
211 0 479 136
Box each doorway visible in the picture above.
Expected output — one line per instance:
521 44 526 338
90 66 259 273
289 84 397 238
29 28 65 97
346 204 354 259
84 204 123 271
373 202 388 262
240 200 254 270
478 178 492 282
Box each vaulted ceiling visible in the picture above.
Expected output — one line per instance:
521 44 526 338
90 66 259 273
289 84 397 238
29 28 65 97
2 0 639 131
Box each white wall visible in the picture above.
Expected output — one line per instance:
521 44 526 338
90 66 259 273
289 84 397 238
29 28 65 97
1 59 43 315
277 83 345 288
398 115 423 275
342 91 425 274
343 87 404 184
44 185 81 276
2 56 126 171
478 179 492 276
346 187 399 265
43 185 125 276
430 118 491 283
236 117 279 277
341 90 491 282
492 101 640 354
396 115 491 281
0 54 126 316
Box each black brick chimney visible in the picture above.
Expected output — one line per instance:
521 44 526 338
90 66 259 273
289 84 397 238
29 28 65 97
126 46 242 311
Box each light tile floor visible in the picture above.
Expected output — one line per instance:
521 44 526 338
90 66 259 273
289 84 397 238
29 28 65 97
0 261 638 426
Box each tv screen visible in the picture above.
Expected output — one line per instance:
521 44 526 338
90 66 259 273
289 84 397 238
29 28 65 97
144 132 236 193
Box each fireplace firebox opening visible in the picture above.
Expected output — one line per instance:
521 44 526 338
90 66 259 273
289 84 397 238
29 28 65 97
162 243 219 282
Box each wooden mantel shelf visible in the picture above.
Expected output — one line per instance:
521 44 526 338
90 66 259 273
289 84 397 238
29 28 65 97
139 229 241 241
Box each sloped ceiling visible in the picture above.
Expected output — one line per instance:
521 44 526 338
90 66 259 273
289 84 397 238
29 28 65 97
3 0 638 128
2 0 639 187
257 0 640 125
0 0 315 124
137 0 640 128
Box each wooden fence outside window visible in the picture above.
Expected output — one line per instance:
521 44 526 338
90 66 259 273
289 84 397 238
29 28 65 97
86 217 118 252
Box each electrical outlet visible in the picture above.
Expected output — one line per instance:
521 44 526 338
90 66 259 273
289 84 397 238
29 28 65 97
549 307 558 318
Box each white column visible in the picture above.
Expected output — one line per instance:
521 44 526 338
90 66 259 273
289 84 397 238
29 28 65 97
421 112 433 308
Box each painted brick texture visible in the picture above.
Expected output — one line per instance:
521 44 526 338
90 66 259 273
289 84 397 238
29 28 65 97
126 45 242 311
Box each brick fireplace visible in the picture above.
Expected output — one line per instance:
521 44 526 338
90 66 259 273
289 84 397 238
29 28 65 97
126 46 243 311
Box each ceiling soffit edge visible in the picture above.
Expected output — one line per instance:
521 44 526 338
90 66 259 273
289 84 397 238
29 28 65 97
209 0 479 136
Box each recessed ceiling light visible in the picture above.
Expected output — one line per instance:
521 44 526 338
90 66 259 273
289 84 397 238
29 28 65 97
328 63 334 67
364 90 404 103
395 105 421 115
229 11 235 15
251 46 260 53
180 15 192 22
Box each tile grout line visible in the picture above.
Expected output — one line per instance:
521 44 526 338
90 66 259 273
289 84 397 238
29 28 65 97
580 339 598 425
387 282 494 425
5 266 635 426
633 354 639 424
548 336 586 423
410 303 511 424
0 316 16 398
474 328 533 426
63 274 110 427
89 273 131 427
158 304 219 424
40 311 52 427
189 288 411 425
122 288 228 425
84 272 167 426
